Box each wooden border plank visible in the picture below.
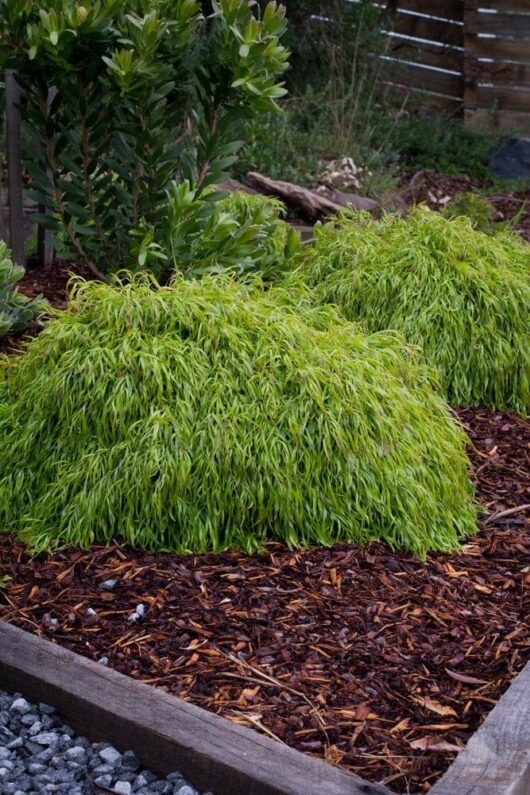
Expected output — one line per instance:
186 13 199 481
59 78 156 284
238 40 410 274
0 622 392 795
467 9 530 38
383 81 463 112
466 0 530 9
387 13 464 47
386 37 463 71
430 661 530 795
466 35 530 62
468 84 530 113
391 0 463 22
468 59 530 86
385 61 462 97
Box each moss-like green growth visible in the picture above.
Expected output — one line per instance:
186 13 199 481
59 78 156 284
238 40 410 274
0 275 476 557
294 207 530 415
442 192 495 233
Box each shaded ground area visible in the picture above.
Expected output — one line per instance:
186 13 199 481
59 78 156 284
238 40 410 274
401 170 530 241
1 408 528 793
0 260 90 355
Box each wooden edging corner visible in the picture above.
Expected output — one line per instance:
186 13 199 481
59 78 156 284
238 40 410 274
2 621 529 795
430 657 530 795
0 621 392 795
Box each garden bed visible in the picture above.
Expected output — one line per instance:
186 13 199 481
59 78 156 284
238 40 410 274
401 170 530 241
1 407 528 793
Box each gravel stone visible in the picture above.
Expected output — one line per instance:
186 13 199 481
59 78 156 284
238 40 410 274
94 774 113 787
32 731 59 745
122 749 140 770
98 744 122 765
10 698 31 714
114 782 133 795
64 745 86 762
21 712 40 725
0 690 207 795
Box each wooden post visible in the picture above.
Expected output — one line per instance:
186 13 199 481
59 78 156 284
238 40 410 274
37 85 56 267
36 205 51 266
463 1 477 129
5 69 25 267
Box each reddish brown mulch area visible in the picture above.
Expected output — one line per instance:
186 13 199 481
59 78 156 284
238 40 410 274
401 170 530 241
1 408 529 793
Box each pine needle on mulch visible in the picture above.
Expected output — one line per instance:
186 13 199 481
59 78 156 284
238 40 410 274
1 407 529 793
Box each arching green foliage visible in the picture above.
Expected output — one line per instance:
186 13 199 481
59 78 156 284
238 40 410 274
214 191 302 277
294 208 530 415
0 275 476 557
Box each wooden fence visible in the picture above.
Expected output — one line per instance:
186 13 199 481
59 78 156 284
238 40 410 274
382 0 530 130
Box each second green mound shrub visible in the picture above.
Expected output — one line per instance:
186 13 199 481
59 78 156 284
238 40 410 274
0 275 476 557
295 208 530 414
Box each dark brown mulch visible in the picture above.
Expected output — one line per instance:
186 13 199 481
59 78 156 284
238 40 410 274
0 259 91 355
16 258 92 307
401 170 530 241
1 407 529 793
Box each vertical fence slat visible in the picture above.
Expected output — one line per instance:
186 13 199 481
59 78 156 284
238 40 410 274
5 69 25 267
37 86 56 267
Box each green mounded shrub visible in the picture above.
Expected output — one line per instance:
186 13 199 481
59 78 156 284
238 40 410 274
0 241 46 338
293 207 530 414
0 275 476 557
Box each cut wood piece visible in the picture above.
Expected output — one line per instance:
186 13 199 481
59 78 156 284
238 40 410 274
430 660 530 795
315 185 379 213
245 172 341 220
0 622 392 795
215 178 259 195
244 172 377 221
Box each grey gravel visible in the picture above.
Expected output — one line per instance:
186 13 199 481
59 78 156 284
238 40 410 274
99 578 118 590
0 690 214 795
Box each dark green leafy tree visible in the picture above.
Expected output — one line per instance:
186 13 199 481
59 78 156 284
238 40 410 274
0 241 46 338
0 0 289 280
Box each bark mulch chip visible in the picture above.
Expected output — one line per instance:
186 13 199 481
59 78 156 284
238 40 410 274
1 407 529 794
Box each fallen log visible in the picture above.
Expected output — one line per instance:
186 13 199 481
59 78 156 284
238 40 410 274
314 185 379 213
215 178 259 195
244 171 378 221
